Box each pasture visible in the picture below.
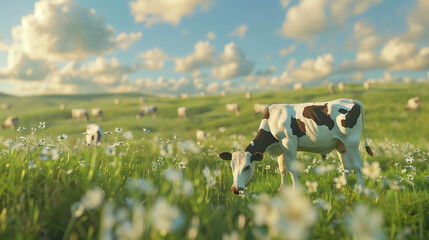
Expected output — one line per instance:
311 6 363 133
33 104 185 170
0 83 428 239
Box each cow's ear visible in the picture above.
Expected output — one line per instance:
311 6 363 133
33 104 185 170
219 152 232 160
251 152 264 162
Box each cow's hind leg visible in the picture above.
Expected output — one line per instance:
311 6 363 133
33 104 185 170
345 143 365 188
336 142 352 180
277 154 287 192
281 139 300 190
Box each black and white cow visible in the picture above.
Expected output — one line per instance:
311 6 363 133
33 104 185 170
219 98 373 194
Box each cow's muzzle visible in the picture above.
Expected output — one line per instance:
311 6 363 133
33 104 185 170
231 186 244 194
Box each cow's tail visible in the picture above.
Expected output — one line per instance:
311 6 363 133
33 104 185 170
354 100 374 157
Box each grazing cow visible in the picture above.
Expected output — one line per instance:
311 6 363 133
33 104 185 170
1 116 18 129
114 99 121 105
200 92 206 97
328 83 335 94
85 124 103 146
254 103 270 114
196 130 208 140
60 104 65 111
363 81 371 91
136 106 157 119
1 103 12 110
91 108 103 120
226 103 240 115
246 92 252 100
219 98 373 194
138 97 147 103
177 107 188 119
293 83 304 92
338 82 346 92
71 109 89 121
221 90 227 96
405 97 422 111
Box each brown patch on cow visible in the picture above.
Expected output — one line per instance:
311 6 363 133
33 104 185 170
262 109 270 119
302 104 334 130
245 129 278 154
341 104 360 128
290 116 306 137
338 108 347 114
336 142 346 153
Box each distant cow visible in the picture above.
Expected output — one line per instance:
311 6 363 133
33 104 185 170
246 92 252 100
254 103 270 114
338 82 346 92
219 98 373 194
293 83 304 92
196 130 208 140
405 97 422 111
177 107 188 119
85 124 103 146
136 106 157 119
226 103 240 115
60 104 65 111
221 90 227 96
328 83 335 94
200 92 206 97
1 103 12 110
1 116 18 129
363 81 371 91
71 109 89 121
114 99 121 105
91 108 103 120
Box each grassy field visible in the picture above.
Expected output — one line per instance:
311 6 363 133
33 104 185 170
0 82 428 239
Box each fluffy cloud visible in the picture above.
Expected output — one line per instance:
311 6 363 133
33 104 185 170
129 0 212 27
230 25 248 38
280 0 291 9
404 0 429 42
279 0 329 39
11 0 141 61
279 0 381 39
0 44 56 80
290 54 335 82
211 42 253 80
174 41 215 72
0 34 9 51
330 0 382 24
279 45 297 56
346 21 382 52
206 31 216 40
139 48 170 71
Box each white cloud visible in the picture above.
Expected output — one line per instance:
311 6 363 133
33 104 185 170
174 41 215 72
129 0 212 27
403 0 429 42
0 44 56 80
139 47 169 60
345 21 382 52
114 32 142 50
280 0 291 9
206 31 216 40
230 25 248 38
11 0 140 62
211 42 253 80
380 38 418 64
279 0 329 39
245 66 275 82
290 54 335 82
330 0 382 24
0 34 9 51
279 45 297 56
79 57 137 84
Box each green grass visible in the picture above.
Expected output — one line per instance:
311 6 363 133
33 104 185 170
0 82 428 239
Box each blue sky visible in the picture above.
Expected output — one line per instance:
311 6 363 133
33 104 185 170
0 0 427 95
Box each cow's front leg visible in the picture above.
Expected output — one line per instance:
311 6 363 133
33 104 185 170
281 139 300 190
277 154 287 192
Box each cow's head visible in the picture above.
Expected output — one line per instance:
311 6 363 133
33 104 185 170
219 151 263 194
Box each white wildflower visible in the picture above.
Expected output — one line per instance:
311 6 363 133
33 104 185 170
127 178 156 194
305 181 318 193
163 168 184 183
123 131 133 140
150 198 185 236
81 187 104 210
346 204 384 240
362 162 381 180
334 175 347 189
